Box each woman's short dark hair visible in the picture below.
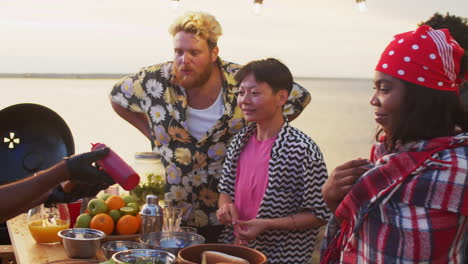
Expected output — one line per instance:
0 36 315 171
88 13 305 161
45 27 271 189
234 58 293 95
378 83 468 150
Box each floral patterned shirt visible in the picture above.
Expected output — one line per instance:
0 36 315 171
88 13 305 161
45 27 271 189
110 58 311 228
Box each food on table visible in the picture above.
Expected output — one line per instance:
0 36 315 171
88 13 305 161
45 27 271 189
88 199 108 216
116 215 139 235
90 213 114 235
100 193 112 201
201 251 250 264
129 173 165 206
81 195 141 235
106 196 126 211
75 213 92 228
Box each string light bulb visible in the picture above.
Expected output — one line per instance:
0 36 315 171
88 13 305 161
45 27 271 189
253 0 263 15
171 0 180 10
355 0 367 12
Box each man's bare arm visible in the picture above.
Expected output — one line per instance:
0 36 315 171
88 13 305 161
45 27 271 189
111 100 152 140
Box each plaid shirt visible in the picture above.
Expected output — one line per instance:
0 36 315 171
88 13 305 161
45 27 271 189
321 133 468 264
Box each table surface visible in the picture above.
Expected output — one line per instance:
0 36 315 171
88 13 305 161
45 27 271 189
7 213 107 264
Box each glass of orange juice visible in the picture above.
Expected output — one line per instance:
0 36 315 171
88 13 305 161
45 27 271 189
27 203 70 244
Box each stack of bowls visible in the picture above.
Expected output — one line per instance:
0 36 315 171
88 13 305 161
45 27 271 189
140 231 205 255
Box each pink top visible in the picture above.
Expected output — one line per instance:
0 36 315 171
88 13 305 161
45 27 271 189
234 133 277 221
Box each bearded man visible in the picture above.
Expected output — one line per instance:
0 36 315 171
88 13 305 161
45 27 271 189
110 11 311 242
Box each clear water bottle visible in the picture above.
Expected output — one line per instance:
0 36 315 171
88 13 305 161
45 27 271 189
140 195 163 236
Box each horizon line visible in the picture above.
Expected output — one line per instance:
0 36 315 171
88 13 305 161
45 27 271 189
0 73 370 81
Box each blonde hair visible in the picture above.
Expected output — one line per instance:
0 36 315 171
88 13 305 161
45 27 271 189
169 11 222 49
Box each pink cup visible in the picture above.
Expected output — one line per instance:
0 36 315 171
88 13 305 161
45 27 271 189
66 199 82 228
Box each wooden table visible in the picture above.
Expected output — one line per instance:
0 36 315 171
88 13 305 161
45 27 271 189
7 214 107 264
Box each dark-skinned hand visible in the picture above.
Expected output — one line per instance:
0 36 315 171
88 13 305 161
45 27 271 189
322 158 371 212
44 181 112 207
65 147 114 185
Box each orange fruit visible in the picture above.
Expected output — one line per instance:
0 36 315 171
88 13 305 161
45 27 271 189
136 213 142 230
90 213 114 235
106 195 125 211
116 215 139 235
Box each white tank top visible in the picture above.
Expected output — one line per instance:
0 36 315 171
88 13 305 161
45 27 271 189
186 90 224 141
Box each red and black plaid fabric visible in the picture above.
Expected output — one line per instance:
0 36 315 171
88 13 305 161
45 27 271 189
321 133 468 263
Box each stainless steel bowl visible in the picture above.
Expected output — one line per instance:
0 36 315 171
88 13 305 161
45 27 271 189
101 240 142 260
58 228 105 259
112 249 176 264
140 231 205 256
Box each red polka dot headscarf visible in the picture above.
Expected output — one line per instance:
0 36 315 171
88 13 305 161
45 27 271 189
375 25 464 93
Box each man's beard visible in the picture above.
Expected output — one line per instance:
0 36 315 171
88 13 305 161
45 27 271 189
173 62 213 89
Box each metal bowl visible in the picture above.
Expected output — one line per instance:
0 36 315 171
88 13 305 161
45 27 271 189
58 228 105 259
101 240 142 260
112 249 176 264
139 231 205 255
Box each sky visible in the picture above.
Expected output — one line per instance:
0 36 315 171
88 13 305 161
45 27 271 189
0 0 467 78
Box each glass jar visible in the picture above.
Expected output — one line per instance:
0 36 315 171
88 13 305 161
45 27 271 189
133 152 166 184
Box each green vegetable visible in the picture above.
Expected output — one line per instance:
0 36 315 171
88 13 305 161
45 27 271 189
130 173 165 205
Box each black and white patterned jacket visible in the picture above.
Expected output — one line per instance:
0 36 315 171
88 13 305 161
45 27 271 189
218 122 331 264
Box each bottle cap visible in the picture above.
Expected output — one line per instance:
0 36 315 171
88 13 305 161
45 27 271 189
134 152 162 160
146 195 159 205
140 195 162 216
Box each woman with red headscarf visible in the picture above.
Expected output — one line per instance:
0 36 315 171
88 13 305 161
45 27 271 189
321 25 468 263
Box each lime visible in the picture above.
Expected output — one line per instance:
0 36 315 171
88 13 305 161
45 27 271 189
75 213 92 228
108 210 122 223
127 202 140 212
99 193 112 201
120 206 138 216
122 195 139 205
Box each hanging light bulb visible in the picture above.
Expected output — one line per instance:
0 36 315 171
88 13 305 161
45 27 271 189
253 0 263 15
355 0 367 12
171 0 180 10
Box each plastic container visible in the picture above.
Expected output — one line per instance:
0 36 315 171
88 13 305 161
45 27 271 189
91 143 140 191
67 199 82 228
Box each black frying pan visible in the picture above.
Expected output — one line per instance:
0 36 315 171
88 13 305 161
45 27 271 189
0 103 75 185
0 103 75 243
